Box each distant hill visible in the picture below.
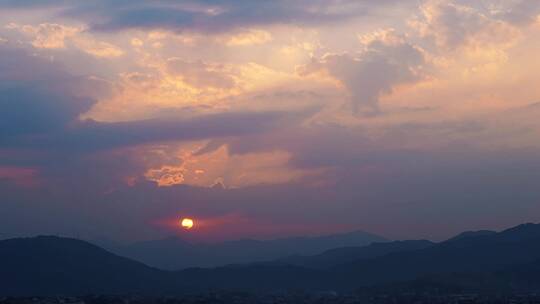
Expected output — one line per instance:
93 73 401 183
177 223 540 292
446 230 497 242
116 230 388 270
266 240 434 269
2 223 540 296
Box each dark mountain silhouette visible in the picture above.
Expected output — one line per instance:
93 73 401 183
176 264 328 292
115 230 388 270
0 236 175 296
265 240 434 269
446 230 497 242
331 223 540 288
372 258 540 295
2 223 540 296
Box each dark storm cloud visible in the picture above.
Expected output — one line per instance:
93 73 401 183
0 0 404 33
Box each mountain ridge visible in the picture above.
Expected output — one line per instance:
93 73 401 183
2 223 540 296
114 229 388 270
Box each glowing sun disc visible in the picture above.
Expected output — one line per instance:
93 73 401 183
181 218 194 229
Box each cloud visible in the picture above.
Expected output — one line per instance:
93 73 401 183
143 144 323 188
493 0 540 26
0 45 304 162
224 29 272 46
0 48 95 141
412 0 521 49
16 23 80 49
44 111 293 152
4 135 540 242
73 38 124 58
1 0 540 243
166 58 235 89
298 30 424 113
0 42 320 219
0 0 403 34
6 22 124 58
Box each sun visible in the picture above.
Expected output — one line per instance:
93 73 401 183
180 218 194 230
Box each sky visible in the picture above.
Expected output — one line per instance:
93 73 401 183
1 0 540 243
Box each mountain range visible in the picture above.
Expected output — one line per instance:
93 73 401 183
2 223 540 296
104 230 388 270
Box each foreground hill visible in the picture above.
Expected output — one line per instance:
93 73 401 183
372 258 540 295
0 236 175 296
115 230 388 270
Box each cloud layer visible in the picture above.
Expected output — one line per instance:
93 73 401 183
1 0 540 242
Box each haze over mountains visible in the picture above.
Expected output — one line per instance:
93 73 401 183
266 239 434 269
2 223 540 296
106 230 387 270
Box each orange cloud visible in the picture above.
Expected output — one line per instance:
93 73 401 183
224 29 273 46
143 143 324 189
